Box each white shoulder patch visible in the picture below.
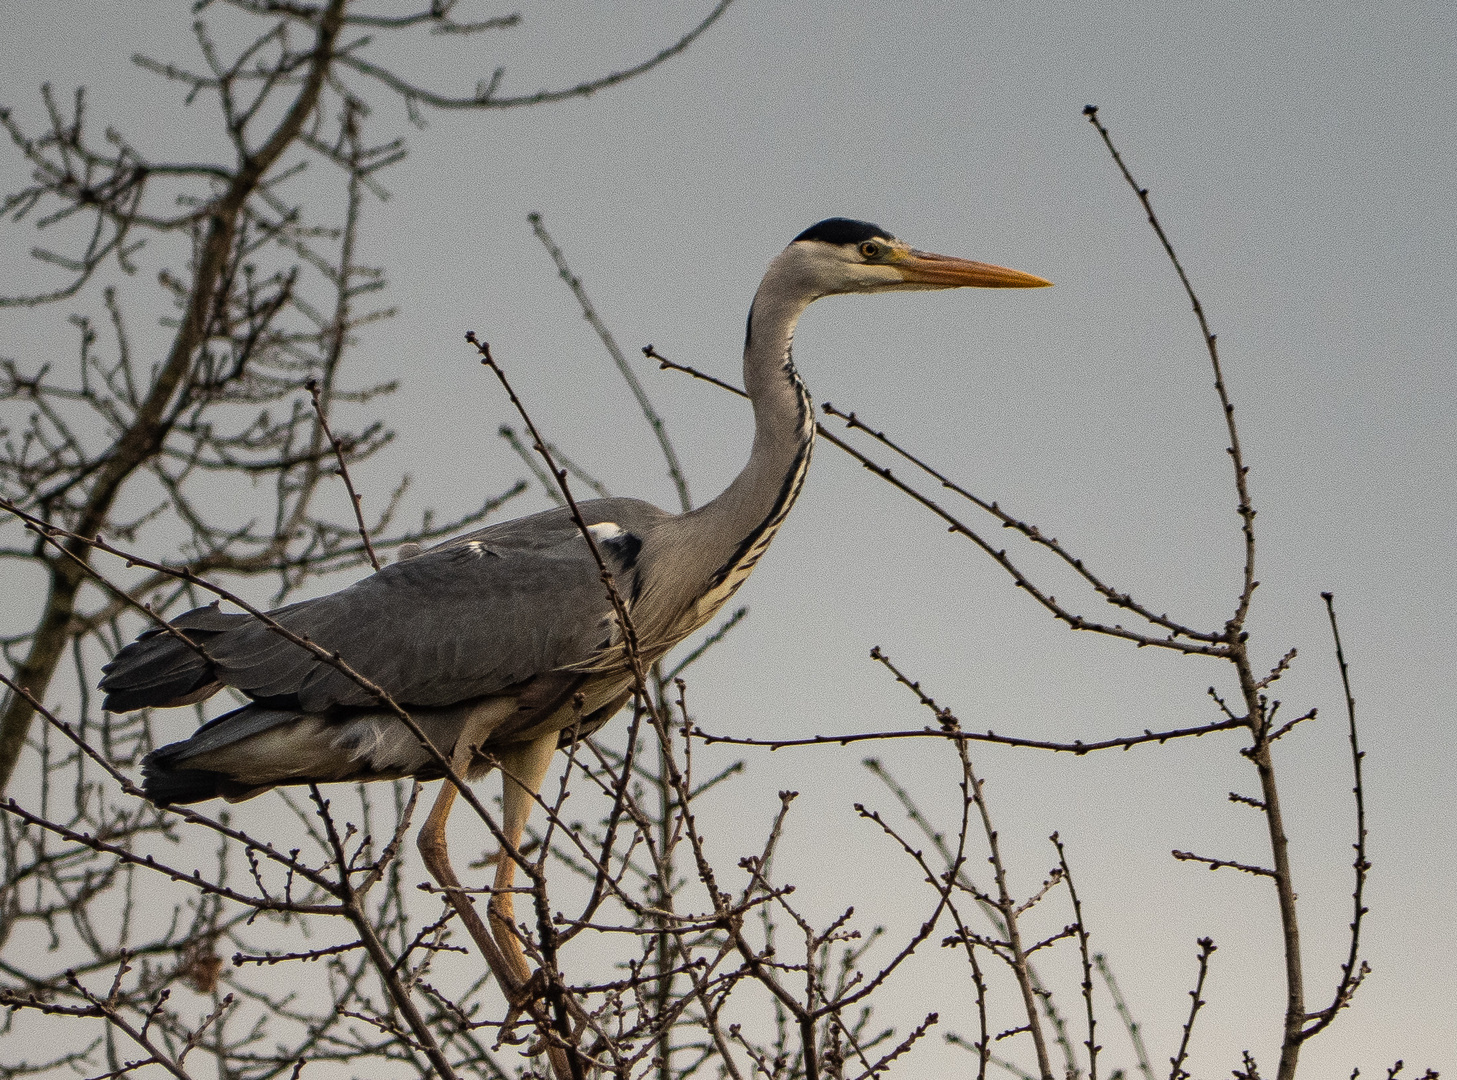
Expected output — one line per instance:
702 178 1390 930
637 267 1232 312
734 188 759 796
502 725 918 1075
586 521 624 542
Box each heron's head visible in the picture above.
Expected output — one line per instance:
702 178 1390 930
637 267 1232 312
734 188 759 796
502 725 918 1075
782 217 1051 297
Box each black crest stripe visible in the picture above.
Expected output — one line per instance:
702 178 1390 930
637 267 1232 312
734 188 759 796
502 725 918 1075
793 218 896 246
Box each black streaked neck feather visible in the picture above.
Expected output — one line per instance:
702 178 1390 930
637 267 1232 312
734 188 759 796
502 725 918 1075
680 247 820 604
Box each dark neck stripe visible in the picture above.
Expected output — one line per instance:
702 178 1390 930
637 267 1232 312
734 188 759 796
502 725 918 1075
708 373 815 590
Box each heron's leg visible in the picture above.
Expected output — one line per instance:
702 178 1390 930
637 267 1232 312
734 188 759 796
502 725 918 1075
488 731 560 987
417 730 574 1080
416 731 522 998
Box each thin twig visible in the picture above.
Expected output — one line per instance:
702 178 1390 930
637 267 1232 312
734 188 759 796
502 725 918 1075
306 377 381 572
1093 954 1154 1080
530 213 691 511
1171 850 1277 878
649 347 1228 657
688 717 1245 755
1052 833 1098 1080
1301 593 1370 1040
1169 938 1216 1080
822 401 1221 646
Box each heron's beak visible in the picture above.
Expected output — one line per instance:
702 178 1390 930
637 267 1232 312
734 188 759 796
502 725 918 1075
897 250 1052 289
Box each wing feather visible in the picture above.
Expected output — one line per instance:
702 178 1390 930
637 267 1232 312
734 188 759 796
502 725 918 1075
101 500 663 714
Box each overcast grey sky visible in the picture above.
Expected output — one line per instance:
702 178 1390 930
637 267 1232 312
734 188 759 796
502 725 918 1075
4 1 1454 1075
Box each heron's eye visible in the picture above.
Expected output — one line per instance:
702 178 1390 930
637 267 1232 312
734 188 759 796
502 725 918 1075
859 241 882 260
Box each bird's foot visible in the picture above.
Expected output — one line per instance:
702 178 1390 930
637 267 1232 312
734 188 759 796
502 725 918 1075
496 968 549 1045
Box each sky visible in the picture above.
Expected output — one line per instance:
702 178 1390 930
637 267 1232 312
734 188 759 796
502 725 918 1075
3 1 1454 1076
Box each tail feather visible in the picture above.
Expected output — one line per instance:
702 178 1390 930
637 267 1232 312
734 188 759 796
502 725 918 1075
140 761 261 805
140 704 299 805
156 704 299 762
136 701 477 806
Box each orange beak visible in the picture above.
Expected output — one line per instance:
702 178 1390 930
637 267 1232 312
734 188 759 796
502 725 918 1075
898 249 1052 289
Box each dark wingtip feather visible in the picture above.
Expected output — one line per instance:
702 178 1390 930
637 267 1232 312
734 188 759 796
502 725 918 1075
100 621 227 713
100 602 253 713
102 677 223 715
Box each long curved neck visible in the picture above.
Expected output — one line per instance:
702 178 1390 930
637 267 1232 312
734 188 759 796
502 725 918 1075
674 254 819 603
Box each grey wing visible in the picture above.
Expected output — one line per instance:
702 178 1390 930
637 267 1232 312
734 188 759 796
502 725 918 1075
101 499 662 714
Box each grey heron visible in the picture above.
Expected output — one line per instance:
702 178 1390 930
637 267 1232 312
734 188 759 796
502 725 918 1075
101 217 1049 1013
